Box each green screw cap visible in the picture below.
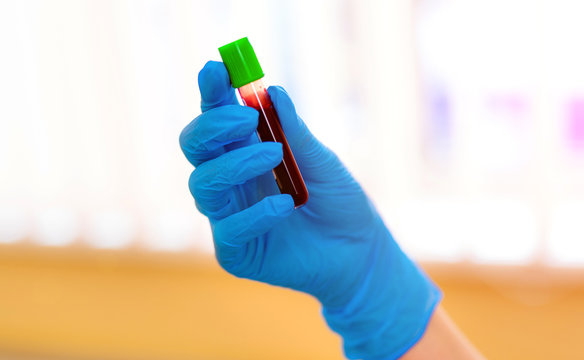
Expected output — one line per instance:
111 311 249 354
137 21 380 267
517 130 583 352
219 37 264 88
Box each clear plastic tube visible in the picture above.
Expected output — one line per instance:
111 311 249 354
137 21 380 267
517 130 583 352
238 79 309 208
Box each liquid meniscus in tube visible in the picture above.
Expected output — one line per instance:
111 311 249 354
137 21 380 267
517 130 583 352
219 37 309 208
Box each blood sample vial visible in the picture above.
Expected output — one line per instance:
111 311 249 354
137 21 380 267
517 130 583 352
219 37 309 208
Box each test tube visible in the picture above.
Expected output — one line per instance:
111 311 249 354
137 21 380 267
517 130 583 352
219 37 309 208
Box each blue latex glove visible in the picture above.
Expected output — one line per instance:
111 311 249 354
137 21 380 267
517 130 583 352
180 61 442 359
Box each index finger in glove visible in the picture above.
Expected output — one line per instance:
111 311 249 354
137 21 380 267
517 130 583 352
189 142 284 219
179 105 259 167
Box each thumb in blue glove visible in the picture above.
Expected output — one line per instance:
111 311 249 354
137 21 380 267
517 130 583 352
180 61 441 359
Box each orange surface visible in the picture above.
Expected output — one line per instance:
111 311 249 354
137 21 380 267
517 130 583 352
0 246 583 359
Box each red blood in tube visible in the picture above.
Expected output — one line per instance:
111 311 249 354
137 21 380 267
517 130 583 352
240 84 309 208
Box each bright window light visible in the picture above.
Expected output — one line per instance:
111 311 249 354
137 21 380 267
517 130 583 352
547 202 584 266
85 210 137 249
1 0 583 269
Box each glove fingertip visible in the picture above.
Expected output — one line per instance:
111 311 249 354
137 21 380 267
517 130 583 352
178 120 193 155
213 194 293 249
262 141 284 157
268 194 295 216
267 86 294 113
198 61 237 111
267 85 308 144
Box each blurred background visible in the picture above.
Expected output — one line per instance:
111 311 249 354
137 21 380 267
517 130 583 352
1 0 584 358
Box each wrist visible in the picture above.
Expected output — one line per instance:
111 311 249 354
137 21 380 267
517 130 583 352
322 228 442 359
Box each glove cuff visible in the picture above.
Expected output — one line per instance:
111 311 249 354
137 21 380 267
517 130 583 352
322 232 442 360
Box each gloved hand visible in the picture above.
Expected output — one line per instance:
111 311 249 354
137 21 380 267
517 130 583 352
180 61 441 360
